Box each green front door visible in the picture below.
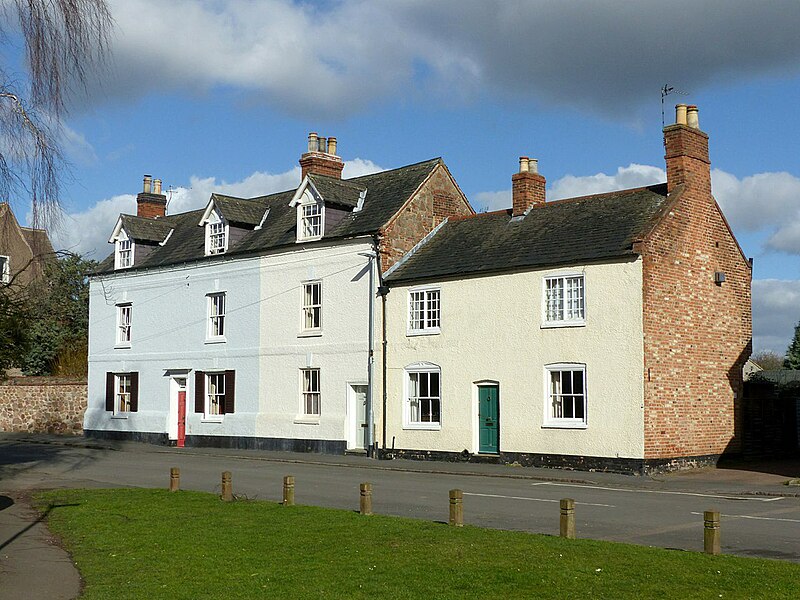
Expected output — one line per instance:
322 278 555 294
478 385 499 454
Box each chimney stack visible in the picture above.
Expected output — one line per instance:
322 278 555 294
299 131 344 180
511 156 546 216
137 174 167 218
664 103 710 194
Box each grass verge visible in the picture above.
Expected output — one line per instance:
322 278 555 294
37 488 799 599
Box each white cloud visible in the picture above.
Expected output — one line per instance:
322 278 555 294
473 190 510 213
50 158 384 258
752 279 800 353
82 1 800 119
549 164 666 201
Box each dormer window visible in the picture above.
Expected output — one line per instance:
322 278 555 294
114 232 134 269
204 211 228 256
300 202 323 240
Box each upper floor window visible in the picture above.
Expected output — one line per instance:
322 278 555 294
404 362 441 429
207 292 226 340
299 202 323 240
116 304 131 346
408 287 440 335
0 256 9 284
301 368 321 417
544 364 587 428
302 281 322 333
207 220 227 255
544 274 585 326
116 238 133 269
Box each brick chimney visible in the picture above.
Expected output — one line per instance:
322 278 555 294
511 156 546 216
137 175 167 218
299 132 344 180
664 104 711 195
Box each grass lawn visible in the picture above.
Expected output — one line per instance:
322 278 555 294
37 488 799 599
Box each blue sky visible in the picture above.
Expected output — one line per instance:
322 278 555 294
8 0 800 354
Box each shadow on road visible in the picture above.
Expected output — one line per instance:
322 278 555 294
717 455 800 478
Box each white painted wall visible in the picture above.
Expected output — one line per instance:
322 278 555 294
384 258 646 459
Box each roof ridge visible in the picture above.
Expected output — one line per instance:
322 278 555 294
345 157 442 183
541 183 667 207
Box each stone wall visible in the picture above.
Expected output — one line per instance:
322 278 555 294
0 377 87 435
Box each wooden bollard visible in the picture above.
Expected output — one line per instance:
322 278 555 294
449 489 463 527
169 467 180 492
360 482 373 515
221 471 232 502
283 475 295 506
704 510 721 555
560 498 576 539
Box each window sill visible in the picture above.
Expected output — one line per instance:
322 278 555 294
204 337 227 345
293 416 320 425
111 413 129 419
541 320 586 329
406 328 441 337
201 416 224 423
114 343 131 349
403 423 441 431
298 330 322 338
542 422 588 430
296 236 323 243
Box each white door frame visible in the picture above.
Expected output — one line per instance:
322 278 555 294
346 381 369 450
166 371 189 441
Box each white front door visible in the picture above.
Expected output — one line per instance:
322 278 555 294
348 384 368 450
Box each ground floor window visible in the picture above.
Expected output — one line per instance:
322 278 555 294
301 368 321 416
195 370 235 419
105 372 138 414
405 363 441 429
544 364 587 427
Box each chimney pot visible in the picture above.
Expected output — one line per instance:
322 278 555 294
519 156 530 173
675 104 688 126
308 132 318 153
511 156 546 216
529 158 539 175
154 179 162 195
327 136 337 156
317 136 327 152
687 105 699 129
143 175 152 194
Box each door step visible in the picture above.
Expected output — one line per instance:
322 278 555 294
345 449 368 456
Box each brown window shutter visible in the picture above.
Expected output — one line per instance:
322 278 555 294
130 372 139 412
224 370 235 414
105 372 114 411
195 370 205 413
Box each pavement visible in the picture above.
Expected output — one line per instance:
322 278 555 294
1 432 799 599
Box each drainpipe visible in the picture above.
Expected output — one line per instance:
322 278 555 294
358 248 377 457
373 236 389 454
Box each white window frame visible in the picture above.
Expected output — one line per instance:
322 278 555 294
114 373 132 416
297 200 324 241
300 368 321 418
543 363 587 429
407 286 441 335
205 212 228 256
115 235 134 269
403 362 441 430
542 273 585 327
205 372 225 421
116 303 132 347
299 280 322 335
0 255 10 284
206 292 226 342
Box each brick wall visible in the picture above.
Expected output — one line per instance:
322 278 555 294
379 163 473 271
641 125 752 460
0 377 87 435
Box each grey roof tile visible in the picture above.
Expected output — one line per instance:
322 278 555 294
213 194 266 226
385 184 669 283
120 214 174 243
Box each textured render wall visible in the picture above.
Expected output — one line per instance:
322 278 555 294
0 378 87 434
379 164 472 272
641 188 752 460
86 255 262 440
385 259 646 459
257 239 378 447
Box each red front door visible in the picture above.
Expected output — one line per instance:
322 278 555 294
177 390 186 448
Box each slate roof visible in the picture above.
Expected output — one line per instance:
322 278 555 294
95 158 442 274
307 174 365 208
385 184 670 284
212 194 266 226
119 214 174 243
20 227 55 257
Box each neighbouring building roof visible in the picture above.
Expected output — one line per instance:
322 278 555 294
95 158 442 274
20 226 56 258
385 184 669 283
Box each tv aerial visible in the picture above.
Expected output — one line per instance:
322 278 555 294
661 84 689 128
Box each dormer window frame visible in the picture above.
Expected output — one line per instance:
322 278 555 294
204 209 229 256
290 177 325 243
114 230 134 270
